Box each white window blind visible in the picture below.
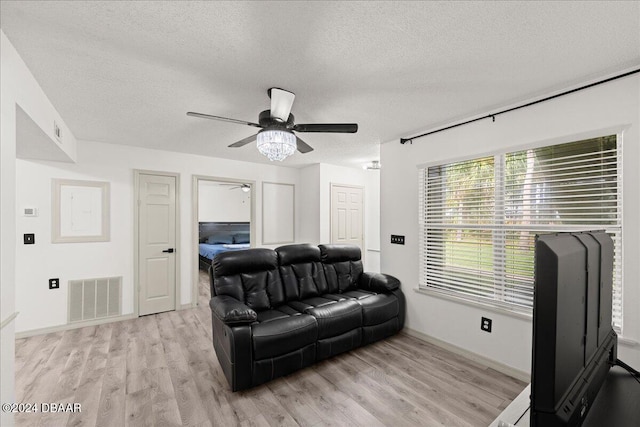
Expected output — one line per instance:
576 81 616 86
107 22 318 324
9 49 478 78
419 135 622 331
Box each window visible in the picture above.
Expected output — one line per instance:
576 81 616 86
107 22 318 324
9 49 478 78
419 135 622 331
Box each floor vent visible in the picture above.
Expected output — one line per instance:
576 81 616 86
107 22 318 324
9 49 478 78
68 277 122 323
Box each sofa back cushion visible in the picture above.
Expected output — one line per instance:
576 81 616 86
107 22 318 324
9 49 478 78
319 244 363 293
212 248 284 311
276 244 329 301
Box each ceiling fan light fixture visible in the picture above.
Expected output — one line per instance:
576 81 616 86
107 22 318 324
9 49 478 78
256 129 297 161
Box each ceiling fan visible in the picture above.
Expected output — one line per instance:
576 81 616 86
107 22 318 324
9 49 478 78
219 183 251 192
187 88 358 161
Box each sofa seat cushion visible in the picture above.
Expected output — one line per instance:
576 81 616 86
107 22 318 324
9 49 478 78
306 300 362 339
358 294 399 326
341 289 377 300
252 314 317 360
321 293 350 302
256 306 300 323
286 296 336 313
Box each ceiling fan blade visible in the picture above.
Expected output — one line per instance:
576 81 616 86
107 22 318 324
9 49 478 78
187 112 262 128
293 123 358 133
228 133 258 148
295 136 314 153
269 88 295 122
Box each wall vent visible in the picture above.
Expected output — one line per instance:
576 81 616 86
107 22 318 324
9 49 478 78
68 276 122 323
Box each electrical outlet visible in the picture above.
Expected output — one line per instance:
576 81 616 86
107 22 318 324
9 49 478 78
391 235 405 245
24 233 35 245
481 317 492 333
49 278 60 289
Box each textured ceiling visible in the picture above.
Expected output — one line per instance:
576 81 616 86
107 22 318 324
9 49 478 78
1 1 639 168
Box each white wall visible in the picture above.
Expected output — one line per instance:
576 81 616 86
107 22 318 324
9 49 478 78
198 181 250 222
1 31 78 427
381 74 640 374
364 169 381 273
296 163 381 271
318 163 381 272
14 140 300 333
298 164 321 244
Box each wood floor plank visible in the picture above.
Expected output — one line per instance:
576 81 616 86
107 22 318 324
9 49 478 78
239 413 272 427
356 341 503 424
243 384 300 427
15 330 64 399
302 368 386 427
148 367 183 427
94 320 129 427
387 334 526 398
156 313 211 426
67 324 113 427
14 270 526 427
37 326 98 427
316 357 425 427
267 377 325 427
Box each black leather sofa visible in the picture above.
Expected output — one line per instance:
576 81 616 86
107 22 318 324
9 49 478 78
208 243 405 391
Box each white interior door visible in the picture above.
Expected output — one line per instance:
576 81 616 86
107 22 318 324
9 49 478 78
331 184 364 249
138 173 177 316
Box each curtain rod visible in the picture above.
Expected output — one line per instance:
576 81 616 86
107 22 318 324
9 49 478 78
400 68 640 145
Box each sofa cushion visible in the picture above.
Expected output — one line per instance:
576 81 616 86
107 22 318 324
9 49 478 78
286 297 336 313
251 314 317 360
306 300 362 339
213 248 285 310
359 293 399 326
256 306 300 323
321 293 350 302
276 244 329 300
342 290 377 300
319 244 364 293
319 244 361 263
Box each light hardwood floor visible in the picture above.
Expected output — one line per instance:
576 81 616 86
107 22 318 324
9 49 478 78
14 272 526 427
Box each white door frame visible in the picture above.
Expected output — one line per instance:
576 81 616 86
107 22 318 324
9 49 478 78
191 175 256 307
133 169 181 316
330 182 365 249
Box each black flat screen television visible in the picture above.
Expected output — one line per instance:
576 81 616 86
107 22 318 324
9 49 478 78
531 231 617 426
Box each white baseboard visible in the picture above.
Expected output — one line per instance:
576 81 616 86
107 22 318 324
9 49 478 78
15 313 137 339
1 311 19 330
402 327 531 383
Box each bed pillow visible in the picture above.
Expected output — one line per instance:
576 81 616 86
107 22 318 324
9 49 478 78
206 234 234 244
233 233 250 244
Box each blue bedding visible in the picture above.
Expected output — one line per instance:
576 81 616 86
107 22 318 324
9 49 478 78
199 243 250 260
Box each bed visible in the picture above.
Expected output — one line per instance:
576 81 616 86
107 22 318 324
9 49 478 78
198 222 251 270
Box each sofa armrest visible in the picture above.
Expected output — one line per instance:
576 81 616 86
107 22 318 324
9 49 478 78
210 295 257 325
358 272 400 293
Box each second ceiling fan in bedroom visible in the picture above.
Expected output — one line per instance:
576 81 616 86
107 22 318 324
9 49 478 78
187 88 358 161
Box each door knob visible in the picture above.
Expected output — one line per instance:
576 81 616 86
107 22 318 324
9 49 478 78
162 248 175 253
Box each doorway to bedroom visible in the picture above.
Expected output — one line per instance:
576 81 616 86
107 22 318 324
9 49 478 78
192 176 256 307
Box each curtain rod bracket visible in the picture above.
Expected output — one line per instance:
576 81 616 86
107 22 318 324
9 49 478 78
400 138 413 145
